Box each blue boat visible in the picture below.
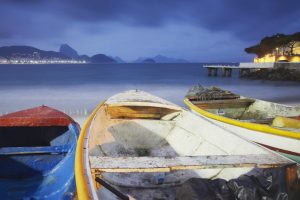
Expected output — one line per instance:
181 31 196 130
0 106 80 199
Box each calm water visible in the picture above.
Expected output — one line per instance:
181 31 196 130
0 63 300 125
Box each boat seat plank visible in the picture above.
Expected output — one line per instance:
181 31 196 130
89 154 292 173
106 105 178 119
0 145 69 155
192 99 255 109
240 118 274 124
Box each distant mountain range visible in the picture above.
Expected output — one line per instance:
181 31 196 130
109 56 125 63
91 54 116 63
0 45 190 64
146 58 158 63
0 45 116 64
134 55 189 63
0 46 69 60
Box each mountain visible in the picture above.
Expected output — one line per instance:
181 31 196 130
91 54 116 63
133 57 147 63
0 46 70 59
0 45 122 64
134 55 189 63
78 55 91 62
110 56 125 63
59 44 115 63
153 55 189 63
142 58 156 63
59 44 79 59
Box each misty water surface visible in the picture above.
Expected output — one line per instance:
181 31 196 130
1 63 299 125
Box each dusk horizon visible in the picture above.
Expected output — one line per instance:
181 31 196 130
1 0 299 62
1 1 300 199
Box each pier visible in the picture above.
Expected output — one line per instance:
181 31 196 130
203 62 275 77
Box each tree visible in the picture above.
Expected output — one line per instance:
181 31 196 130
245 32 300 57
286 41 297 55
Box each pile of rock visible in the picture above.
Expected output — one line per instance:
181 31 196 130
186 85 239 101
241 67 300 81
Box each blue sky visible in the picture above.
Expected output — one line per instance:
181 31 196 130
0 0 299 62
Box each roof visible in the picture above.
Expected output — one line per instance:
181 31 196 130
0 106 74 127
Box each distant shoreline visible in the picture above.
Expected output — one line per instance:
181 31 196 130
0 62 200 65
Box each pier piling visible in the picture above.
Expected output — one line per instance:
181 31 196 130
228 68 232 77
239 69 251 77
213 68 218 76
204 63 275 78
220 68 232 77
208 68 212 76
222 68 226 77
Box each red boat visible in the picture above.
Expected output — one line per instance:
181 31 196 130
0 106 80 199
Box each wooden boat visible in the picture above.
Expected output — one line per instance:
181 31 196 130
75 90 297 200
0 106 80 199
184 86 300 163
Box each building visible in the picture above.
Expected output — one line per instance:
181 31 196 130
0 57 9 64
254 41 300 63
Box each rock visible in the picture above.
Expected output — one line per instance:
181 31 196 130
59 44 79 59
91 54 116 63
242 67 300 81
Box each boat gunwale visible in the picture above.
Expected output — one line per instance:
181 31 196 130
106 101 183 111
184 98 300 140
75 101 105 200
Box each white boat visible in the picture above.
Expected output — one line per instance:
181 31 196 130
75 90 296 200
184 86 300 163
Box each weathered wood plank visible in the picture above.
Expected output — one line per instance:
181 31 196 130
107 105 177 119
109 112 161 119
89 154 292 173
240 118 274 124
192 99 254 109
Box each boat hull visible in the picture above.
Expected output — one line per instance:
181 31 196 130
0 106 80 199
0 123 79 200
185 99 300 163
195 111 300 162
76 91 297 200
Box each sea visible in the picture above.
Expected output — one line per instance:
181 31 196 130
0 63 300 125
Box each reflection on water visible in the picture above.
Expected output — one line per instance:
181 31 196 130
0 63 300 126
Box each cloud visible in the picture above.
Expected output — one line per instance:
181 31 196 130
57 0 300 40
0 0 299 60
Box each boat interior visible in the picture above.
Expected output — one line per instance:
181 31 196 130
0 125 73 179
193 97 300 127
0 126 69 147
87 103 286 199
0 122 78 199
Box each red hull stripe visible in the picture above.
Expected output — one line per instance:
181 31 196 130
257 142 300 157
0 106 74 127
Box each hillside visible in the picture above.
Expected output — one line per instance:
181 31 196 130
142 58 156 63
0 45 118 63
91 54 116 63
0 46 69 59
135 55 189 63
